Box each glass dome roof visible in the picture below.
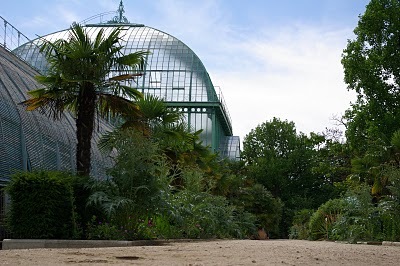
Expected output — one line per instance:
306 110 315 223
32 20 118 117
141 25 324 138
15 24 220 103
12 15 239 160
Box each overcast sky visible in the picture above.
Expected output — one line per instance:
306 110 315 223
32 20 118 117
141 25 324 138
2 0 370 140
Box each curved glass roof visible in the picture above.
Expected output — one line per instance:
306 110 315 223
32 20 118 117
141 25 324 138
13 20 238 159
15 25 226 111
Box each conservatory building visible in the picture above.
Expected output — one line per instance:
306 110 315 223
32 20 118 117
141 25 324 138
0 3 240 239
13 8 240 161
0 3 240 182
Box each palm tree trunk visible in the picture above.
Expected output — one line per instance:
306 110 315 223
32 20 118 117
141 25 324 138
76 83 96 176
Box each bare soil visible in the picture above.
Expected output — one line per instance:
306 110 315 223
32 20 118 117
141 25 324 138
1 239 399 265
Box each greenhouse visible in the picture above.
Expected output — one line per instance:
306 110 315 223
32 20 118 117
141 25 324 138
0 3 242 183
0 0 245 243
12 2 240 160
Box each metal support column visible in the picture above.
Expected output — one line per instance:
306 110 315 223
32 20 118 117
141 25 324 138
3 20 7 48
211 109 218 153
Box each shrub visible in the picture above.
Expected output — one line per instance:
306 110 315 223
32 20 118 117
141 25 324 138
86 216 124 240
88 131 172 239
236 184 283 238
89 130 262 240
5 171 78 239
289 209 313 239
329 185 384 242
381 167 400 241
313 185 390 242
162 191 256 239
308 198 345 240
379 200 400 241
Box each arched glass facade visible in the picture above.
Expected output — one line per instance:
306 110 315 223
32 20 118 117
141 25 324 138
13 23 240 159
0 45 111 184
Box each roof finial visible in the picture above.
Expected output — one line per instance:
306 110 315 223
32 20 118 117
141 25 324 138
108 0 129 24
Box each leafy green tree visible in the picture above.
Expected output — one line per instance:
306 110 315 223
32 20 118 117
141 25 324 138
22 23 148 176
301 1 400 242
242 118 339 236
341 0 400 198
242 118 296 198
342 0 400 155
311 130 352 196
242 118 319 202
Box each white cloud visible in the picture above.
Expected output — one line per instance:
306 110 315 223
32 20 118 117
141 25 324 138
211 24 357 140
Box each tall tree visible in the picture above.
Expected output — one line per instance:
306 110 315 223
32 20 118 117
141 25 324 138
22 23 148 176
242 117 298 198
242 118 339 236
242 118 322 203
341 0 400 197
342 0 400 154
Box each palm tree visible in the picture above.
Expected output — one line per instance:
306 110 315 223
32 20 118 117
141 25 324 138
98 94 183 152
22 23 148 176
122 94 183 135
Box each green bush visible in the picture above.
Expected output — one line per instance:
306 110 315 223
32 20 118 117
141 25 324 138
379 201 400 241
381 166 400 241
162 191 256 239
88 131 174 240
5 171 78 239
89 131 170 224
308 198 345 240
86 216 124 240
90 130 259 240
146 216 180 239
329 185 383 242
311 185 394 242
235 184 282 238
289 209 313 239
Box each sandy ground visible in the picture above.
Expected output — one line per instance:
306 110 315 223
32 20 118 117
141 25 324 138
1 239 400 265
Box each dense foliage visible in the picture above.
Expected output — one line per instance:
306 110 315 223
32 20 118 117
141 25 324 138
5 171 78 239
288 0 400 242
6 0 400 242
86 129 259 240
242 118 341 237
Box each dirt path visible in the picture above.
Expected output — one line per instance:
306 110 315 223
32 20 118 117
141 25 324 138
1 239 399 265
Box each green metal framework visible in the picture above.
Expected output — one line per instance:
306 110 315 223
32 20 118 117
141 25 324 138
0 16 113 182
13 19 240 159
0 44 112 180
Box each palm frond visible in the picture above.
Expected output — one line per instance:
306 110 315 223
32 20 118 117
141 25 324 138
87 190 134 218
102 83 143 100
34 75 60 85
97 93 141 119
117 51 150 70
98 130 120 153
108 73 142 81
117 85 143 99
21 87 78 119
